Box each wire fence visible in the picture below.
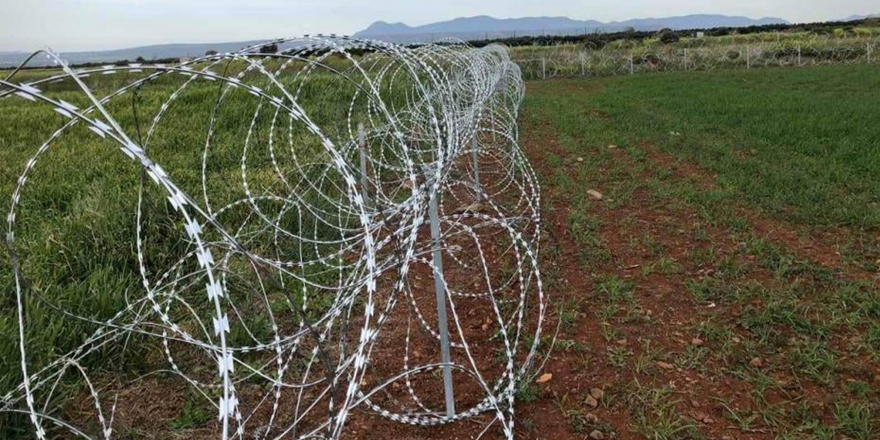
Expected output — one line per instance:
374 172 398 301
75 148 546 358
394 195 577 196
0 37 544 439
513 35 880 79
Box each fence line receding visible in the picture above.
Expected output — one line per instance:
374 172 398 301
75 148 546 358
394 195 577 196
0 37 546 439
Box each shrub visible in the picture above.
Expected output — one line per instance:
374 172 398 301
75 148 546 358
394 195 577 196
659 30 681 45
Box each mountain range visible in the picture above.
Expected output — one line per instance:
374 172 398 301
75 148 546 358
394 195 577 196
844 14 880 21
7 13 876 68
353 14 789 42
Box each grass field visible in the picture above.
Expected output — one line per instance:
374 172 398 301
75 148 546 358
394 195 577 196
564 64 880 229
2 61 880 438
513 64 880 439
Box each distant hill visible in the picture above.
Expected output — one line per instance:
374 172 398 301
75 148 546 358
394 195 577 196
0 14 813 68
842 13 880 21
354 14 790 43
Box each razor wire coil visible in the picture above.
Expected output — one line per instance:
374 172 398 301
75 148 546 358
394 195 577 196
0 36 545 439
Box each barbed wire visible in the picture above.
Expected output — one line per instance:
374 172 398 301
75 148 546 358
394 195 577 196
514 33 880 79
0 36 545 439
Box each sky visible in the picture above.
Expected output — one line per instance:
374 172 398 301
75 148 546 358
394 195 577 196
1 0 877 52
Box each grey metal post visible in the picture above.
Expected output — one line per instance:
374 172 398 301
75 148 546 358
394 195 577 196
472 137 481 201
428 186 455 418
580 53 586 77
541 58 546 80
357 123 371 207
629 53 634 75
798 46 802 66
746 45 751 70
868 42 872 64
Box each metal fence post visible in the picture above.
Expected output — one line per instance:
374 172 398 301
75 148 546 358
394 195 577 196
629 53 634 75
541 58 546 80
580 53 586 77
797 45 802 66
746 45 751 70
428 184 456 418
472 137 482 200
868 42 873 64
357 123 371 207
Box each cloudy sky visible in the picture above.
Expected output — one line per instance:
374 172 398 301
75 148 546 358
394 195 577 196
1 0 877 52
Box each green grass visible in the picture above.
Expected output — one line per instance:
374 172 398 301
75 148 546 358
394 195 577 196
523 63 880 439
566 64 880 229
626 381 703 440
168 391 212 431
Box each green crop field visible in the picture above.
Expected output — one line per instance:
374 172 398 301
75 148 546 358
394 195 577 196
537 64 880 230
2 59 880 439
515 64 880 439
